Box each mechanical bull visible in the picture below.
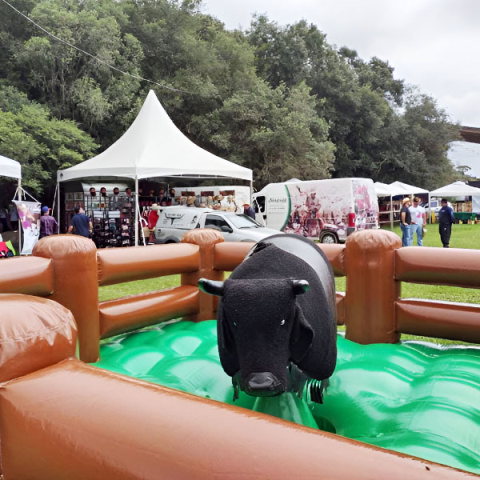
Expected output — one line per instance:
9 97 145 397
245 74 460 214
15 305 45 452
199 234 337 403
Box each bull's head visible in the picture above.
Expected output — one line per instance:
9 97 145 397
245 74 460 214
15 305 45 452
199 277 313 397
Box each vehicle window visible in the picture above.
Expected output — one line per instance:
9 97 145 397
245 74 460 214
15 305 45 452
229 214 260 229
205 215 230 230
254 196 265 213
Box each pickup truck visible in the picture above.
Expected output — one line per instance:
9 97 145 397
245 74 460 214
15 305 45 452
154 207 281 244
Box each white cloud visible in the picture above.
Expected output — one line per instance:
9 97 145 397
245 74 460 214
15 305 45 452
202 0 480 126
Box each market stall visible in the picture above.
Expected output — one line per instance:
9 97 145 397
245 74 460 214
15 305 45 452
57 90 253 246
0 155 22 254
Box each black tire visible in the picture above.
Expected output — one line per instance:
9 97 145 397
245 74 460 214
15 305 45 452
320 232 338 244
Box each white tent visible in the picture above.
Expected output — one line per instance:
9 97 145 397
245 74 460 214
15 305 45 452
0 155 21 180
374 182 394 197
57 90 253 245
429 181 480 197
389 181 429 195
57 90 252 183
0 155 22 250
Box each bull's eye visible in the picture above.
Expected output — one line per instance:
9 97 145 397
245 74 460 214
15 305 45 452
280 319 285 326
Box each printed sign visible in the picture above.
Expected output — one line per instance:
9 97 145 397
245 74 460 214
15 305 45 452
13 200 41 255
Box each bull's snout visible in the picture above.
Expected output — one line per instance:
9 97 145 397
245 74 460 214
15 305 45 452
244 372 285 397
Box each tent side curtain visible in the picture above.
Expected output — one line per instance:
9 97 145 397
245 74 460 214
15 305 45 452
0 155 21 180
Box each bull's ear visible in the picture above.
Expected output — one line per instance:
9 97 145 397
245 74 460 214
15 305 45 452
290 305 314 363
199 278 224 296
292 280 309 296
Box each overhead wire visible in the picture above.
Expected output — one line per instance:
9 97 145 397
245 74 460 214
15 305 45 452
0 0 191 94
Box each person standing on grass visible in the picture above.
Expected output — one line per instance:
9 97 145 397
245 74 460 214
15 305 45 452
68 206 92 238
40 206 58 238
409 197 426 246
400 197 413 247
438 198 454 248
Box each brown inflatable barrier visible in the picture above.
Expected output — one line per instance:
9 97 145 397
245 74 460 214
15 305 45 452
98 243 199 286
33 235 99 363
396 246 480 288
396 298 480 344
213 241 252 272
318 243 346 276
99 285 199 338
0 256 53 296
0 358 473 480
0 294 76 383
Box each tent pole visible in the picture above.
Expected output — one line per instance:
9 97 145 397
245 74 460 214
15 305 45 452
57 183 61 232
17 178 22 252
390 194 393 229
135 177 139 247
428 192 431 224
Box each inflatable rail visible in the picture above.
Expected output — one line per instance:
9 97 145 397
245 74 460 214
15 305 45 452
0 229 479 478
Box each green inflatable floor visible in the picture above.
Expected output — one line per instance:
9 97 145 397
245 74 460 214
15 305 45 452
92 320 480 475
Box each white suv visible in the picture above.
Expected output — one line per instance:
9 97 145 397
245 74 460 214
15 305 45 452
154 207 282 244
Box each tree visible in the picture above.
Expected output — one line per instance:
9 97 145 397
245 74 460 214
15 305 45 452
0 86 98 196
191 80 335 187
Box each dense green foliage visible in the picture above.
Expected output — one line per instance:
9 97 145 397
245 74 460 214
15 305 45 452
0 0 461 198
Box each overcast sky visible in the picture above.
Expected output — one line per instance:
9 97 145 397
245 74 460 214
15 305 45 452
202 0 480 128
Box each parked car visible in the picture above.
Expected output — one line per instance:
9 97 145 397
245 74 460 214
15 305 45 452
154 207 282 244
421 200 453 219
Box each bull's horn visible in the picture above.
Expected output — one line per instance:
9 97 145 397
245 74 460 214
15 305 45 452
198 278 225 296
292 280 309 295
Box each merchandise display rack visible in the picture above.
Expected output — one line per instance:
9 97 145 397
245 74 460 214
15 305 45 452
65 193 136 248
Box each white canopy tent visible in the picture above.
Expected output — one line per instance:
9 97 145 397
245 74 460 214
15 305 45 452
0 155 21 180
389 181 429 195
429 181 480 198
374 182 393 197
430 181 480 216
58 90 252 183
0 155 22 250
57 90 253 245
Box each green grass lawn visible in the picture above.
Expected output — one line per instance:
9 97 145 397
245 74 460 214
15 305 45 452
99 224 480 345
381 222 480 249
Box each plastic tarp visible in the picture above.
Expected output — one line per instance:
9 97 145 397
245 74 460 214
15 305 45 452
0 155 21 180
57 90 252 183
389 181 429 195
429 181 480 197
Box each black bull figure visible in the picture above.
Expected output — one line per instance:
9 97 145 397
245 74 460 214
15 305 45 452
199 234 337 402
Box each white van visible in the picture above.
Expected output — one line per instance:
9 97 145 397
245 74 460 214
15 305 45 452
252 178 379 243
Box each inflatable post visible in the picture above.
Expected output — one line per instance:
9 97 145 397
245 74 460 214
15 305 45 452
344 230 401 344
33 235 99 362
181 229 224 321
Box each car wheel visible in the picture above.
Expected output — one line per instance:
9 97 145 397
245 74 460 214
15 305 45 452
320 232 338 244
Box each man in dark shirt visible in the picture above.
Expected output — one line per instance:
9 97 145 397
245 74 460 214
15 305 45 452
400 197 413 247
68 206 92 238
243 202 256 220
438 198 454 248
40 206 58 238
